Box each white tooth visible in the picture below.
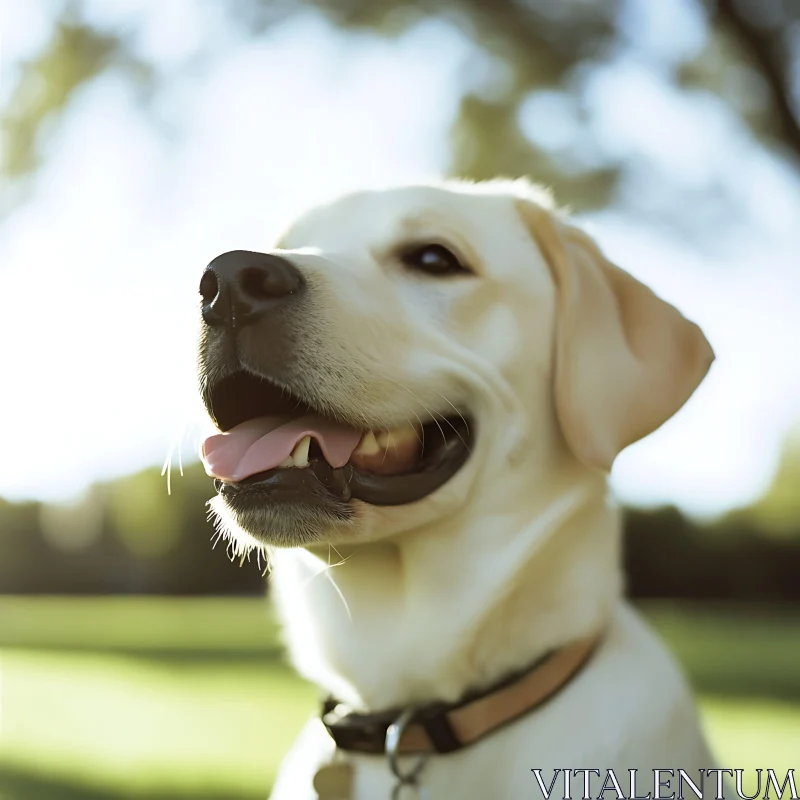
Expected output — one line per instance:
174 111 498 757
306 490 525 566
278 456 294 468
291 435 311 468
354 431 380 455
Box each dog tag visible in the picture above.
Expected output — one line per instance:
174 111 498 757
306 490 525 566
313 762 354 799
392 782 427 800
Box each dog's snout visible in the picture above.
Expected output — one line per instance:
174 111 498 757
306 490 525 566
200 250 304 329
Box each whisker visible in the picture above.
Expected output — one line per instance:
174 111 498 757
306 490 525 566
395 383 471 452
432 409 470 451
297 549 354 622
177 426 186 478
324 569 353 622
328 543 352 567
161 439 176 495
380 430 393 466
368 372 441 448
427 387 469 429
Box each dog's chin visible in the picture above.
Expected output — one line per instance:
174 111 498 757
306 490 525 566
208 491 355 550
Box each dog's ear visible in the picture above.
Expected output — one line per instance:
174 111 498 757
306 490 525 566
517 200 715 471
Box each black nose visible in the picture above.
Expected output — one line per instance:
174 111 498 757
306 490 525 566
200 250 304 329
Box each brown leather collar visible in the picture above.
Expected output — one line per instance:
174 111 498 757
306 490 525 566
321 634 602 756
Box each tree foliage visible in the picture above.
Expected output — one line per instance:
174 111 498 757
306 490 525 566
2 14 152 178
2 459 800 598
4 0 800 215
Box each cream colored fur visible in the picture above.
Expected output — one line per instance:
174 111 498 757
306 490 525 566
216 180 716 799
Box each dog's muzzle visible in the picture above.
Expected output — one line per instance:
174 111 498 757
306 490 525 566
195 248 475 544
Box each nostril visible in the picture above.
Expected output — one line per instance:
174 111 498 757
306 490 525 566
239 264 300 300
201 251 303 329
199 270 219 306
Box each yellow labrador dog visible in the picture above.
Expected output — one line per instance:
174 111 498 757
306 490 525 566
197 179 716 800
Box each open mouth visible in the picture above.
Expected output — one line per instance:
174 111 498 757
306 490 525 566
200 370 473 507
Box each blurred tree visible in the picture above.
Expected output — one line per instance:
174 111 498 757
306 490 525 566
0 463 266 595
38 485 105 551
4 0 800 217
2 457 800 598
735 429 800 536
106 468 186 558
712 0 800 157
2 13 153 178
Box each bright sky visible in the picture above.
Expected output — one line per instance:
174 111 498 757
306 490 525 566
2 0 799 518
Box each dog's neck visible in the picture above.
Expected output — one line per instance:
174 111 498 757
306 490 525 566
269 462 622 711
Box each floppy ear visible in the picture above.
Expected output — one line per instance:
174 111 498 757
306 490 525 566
517 200 715 471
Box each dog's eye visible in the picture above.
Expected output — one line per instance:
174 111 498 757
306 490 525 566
400 244 471 277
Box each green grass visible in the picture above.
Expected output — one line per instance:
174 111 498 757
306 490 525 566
0 598 798 799
644 602 800 703
0 596 284 658
0 651 314 798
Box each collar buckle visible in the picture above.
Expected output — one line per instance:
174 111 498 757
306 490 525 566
322 702 389 752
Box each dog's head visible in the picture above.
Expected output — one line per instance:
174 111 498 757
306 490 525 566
197 180 713 550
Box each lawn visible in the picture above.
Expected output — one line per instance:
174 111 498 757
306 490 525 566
0 597 797 799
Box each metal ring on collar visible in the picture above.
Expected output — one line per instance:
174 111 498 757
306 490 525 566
385 708 428 785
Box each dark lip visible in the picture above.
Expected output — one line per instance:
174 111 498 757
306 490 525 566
217 414 473 507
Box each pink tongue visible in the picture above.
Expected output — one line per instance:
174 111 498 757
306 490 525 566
201 416 362 482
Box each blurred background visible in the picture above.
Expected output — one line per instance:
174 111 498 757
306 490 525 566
1 0 799 797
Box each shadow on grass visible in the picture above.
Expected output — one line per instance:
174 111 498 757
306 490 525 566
0 764 267 800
